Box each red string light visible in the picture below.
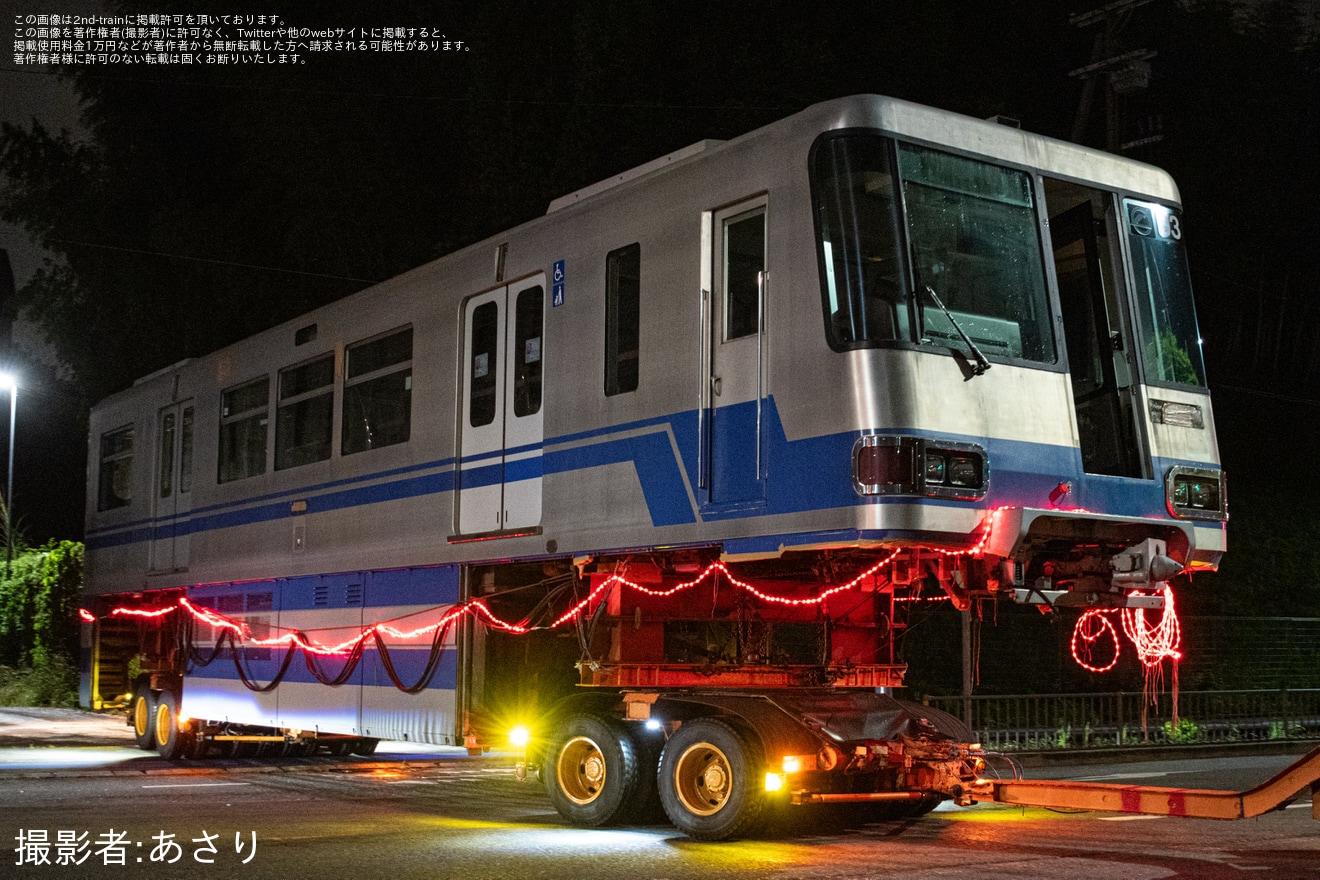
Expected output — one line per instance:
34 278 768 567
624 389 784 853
111 605 178 619
94 508 1009 671
1070 610 1120 673
1121 584 1182 668
101 551 917 656
1069 584 1182 674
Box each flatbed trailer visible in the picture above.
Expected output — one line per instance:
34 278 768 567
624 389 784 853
81 94 1262 840
969 743 1320 821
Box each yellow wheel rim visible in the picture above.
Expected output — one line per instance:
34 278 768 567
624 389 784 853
133 695 150 738
154 700 173 746
673 742 733 817
556 736 606 806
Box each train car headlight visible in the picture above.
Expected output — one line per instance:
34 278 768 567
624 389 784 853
947 455 981 488
924 452 947 483
1166 466 1227 521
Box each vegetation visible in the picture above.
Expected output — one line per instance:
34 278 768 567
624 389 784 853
1162 717 1201 744
0 538 83 707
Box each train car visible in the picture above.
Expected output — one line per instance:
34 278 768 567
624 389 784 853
81 94 1226 839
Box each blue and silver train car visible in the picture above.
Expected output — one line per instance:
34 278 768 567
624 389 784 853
82 95 1226 836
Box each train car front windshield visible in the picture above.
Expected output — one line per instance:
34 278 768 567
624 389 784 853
811 132 1054 362
811 131 1208 396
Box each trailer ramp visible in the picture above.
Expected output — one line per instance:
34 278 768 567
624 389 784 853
970 744 1320 820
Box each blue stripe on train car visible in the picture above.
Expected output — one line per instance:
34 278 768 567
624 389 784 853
88 397 1215 552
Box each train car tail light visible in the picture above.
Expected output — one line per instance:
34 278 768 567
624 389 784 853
854 437 917 495
854 436 987 500
1166 466 1227 521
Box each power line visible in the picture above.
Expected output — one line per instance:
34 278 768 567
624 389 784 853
1212 383 1320 407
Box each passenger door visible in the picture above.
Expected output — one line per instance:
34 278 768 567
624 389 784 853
1050 198 1146 478
150 401 193 572
703 199 768 508
456 276 545 535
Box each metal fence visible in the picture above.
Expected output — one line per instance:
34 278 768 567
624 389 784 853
923 689 1320 751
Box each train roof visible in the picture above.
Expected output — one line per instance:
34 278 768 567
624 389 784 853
539 94 1180 217
97 94 1181 407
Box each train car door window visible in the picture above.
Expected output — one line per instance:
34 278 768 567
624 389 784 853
457 275 546 536
152 402 194 572
705 199 768 507
1044 180 1148 479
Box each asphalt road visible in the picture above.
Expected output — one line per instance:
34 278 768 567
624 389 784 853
1 709 1316 880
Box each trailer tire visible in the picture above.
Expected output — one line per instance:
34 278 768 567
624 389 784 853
324 740 354 757
897 699 975 743
351 738 380 756
658 718 764 841
153 690 190 760
545 714 639 827
131 685 156 751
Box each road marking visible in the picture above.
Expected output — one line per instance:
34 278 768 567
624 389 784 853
386 780 437 785
1071 772 1171 781
1098 814 1163 821
141 782 252 789
1284 803 1309 809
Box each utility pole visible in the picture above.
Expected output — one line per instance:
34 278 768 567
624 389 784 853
1069 0 1161 152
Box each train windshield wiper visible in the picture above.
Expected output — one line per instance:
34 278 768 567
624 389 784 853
924 285 992 377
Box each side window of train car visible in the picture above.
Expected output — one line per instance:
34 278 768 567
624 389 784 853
275 352 334 470
218 377 270 483
342 326 413 454
605 243 640 395
811 134 909 349
97 425 134 511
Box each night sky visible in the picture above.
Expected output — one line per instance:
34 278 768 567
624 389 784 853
1 1 1317 623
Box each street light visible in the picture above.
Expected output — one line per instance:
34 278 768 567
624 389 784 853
0 372 14 579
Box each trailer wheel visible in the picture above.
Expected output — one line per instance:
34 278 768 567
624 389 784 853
324 740 354 757
131 685 156 751
351 738 380 756
658 718 764 841
897 699 975 742
545 715 639 827
153 690 190 760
